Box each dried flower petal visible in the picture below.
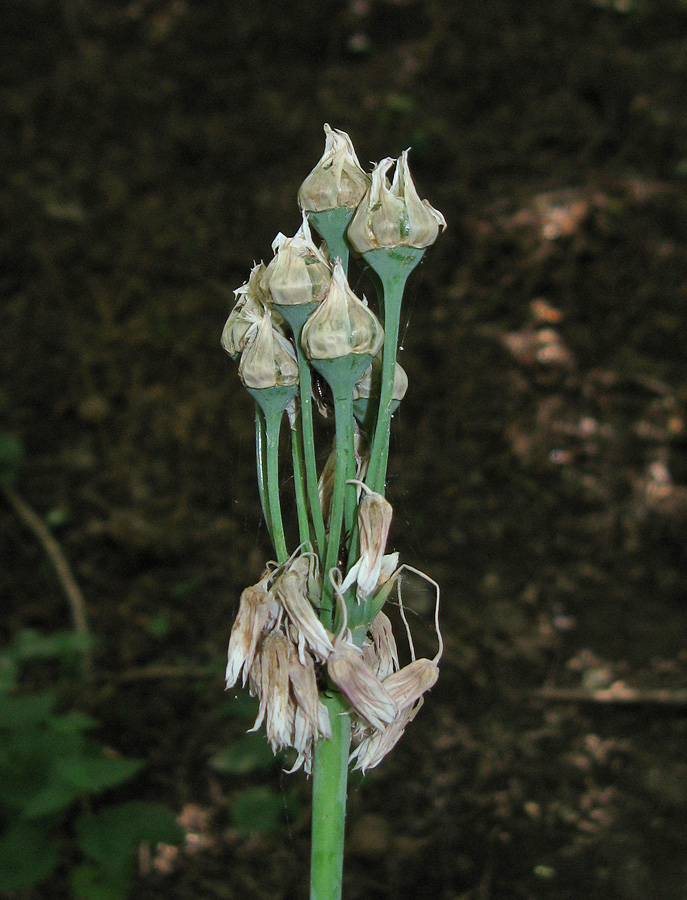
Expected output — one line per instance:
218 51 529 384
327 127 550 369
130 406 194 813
382 658 439 710
362 611 400 681
276 567 333 664
225 573 279 689
341 483 393 601
350 699 424 773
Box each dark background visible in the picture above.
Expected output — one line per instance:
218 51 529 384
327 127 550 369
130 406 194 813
2 1 687 897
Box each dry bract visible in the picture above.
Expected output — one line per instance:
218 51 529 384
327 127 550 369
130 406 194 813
238 310 299 389
298 123 371 213
301 259 384 361
266 214 332 307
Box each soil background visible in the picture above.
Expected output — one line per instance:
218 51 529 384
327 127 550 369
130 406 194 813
2 1 687 898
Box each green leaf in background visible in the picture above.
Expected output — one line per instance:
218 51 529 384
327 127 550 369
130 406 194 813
76 801 184 881
0 431 23 485
20 780 82 819
231 785 284 835
0 691 57 728
57 755 146 793
70 861 131 900
11 627 93 662
0 654 17 694
0 821 60 893
209 734 275 774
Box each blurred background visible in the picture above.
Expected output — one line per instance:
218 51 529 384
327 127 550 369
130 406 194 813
2 0 687 898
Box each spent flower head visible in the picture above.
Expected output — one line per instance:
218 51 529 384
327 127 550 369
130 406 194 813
348 150 446 253
238 309 299 389
298 124 371 213
301 259 384 361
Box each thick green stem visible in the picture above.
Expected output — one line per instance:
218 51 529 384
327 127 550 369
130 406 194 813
274 302 327 562
310 692 351 900
307 207 354 271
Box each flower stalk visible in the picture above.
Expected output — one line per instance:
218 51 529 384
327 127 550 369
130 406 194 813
220 127 445 900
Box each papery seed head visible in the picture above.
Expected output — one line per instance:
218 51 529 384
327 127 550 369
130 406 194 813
301 259 384 361
298 124 371 212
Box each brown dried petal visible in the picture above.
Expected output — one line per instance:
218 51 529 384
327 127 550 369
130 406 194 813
225 579 279 689
382 658 439 710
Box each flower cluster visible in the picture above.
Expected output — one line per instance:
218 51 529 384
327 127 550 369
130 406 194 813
221 125 445 778
225 491 443 774
225 548 333 773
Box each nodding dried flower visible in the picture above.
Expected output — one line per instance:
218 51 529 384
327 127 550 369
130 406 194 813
362 610 400 681
220 262 270 359
265 214 332 307
298 124 371 213
327 633 398 731
326 573 398 730
348 151 446 254
225 571 279 689
341 482 393 601
238 309 299 389
301 259 384 361
275 566 333 664
249 629 294 753
383 658 439 710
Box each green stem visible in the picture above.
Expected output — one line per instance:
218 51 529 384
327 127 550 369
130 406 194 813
264 404 289 564
321 393 355 630
298 351 327 559
310 692 351 900
255 409 274 548
274 302 327 562
363 247 424 495
290 409 311 546
307 207 354 271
